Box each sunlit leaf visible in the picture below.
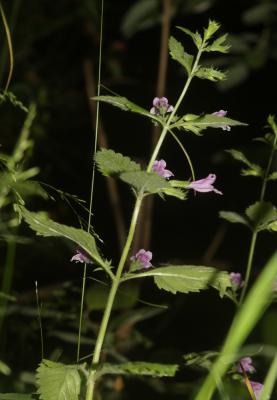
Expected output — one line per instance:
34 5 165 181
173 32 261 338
169 36 194 75
95 149 140 177
219 211 250 228
37 360 81 400
100 361 178 377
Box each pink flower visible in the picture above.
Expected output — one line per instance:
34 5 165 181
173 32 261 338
186 174 223 195
236 357 256 374
230 272 243 291
212 110 231 131
71 249 92 264
249 381 264 400
153 159 174 178
130 249 152 269
150 97 174 116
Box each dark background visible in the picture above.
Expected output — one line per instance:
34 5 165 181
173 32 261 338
0 0 277 397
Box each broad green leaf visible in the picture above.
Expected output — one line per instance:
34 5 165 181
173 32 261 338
219 211 250 228
194 67 226 81
177 26 202 49
0 395 36 400
245 202 277 231
121 0 160 38
268 171 277 181
0 360 11 375
95 149 140 177
169 36 194 75
100 361 178 377
171 114 246 135
123 265 231 297
92 95 160 123
37 360 81 400
203 20 220 41
226 149 263 177
19 207 110 274
205 34 230 53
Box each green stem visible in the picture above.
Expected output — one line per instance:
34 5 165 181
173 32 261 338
0 1 14 91
260 129 277 201
239 231 258 305
85 42 205 400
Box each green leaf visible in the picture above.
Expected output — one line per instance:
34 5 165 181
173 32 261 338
205 33 230 53
95 149 140 177
183 351 218 369
37 360 82 400
177 26 202 49
92 95 160 122
19 207 109 272
226 149 263 177
123 265 231 297
172 114 246 135
194 67 226 81
168 36 194 75
0 395 36 400
0 360 11 376
100 361 178 377
203 20 220 41
120 170 170 194
219 211 250 228
245 202 277 231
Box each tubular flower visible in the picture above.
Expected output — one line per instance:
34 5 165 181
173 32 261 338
71 249 92 264
212 109 231 131
236 357 256 374
150 97 174 116
130 249 152 269
230 272 243 291
186 174 223 195
153 159 174 178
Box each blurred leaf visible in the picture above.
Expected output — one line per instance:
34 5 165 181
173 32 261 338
242 3 277 25
219 211 250 228
86 283 139 311
183 351 218 369
218 63 249 90
121 0 160 38
100 361 178 377
0 91 28 113
95 149 140 177
123 266 231 297
260 353 277 400
177 26 202 49
19 207 109 271
0 360 11 376
226 149 263 177
0 395 36 400
194 66 226 81
169 36 194 75
92 95 160 122
37 360 81 400
245 201 277 231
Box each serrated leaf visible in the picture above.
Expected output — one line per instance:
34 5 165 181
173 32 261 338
226 149 263 177
120 170 170 194
245 202 277 231
177 26 202 49
194 66 226 81
161 186 187 200
37 360 81 400
205 34 230 53
92 95 160 122
100 361 178 377
123 265 231 298
169 36 194 75
268 172 277 181
204 20 220 41
219 211 250 227
95 149 140 177
20 207 108 271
